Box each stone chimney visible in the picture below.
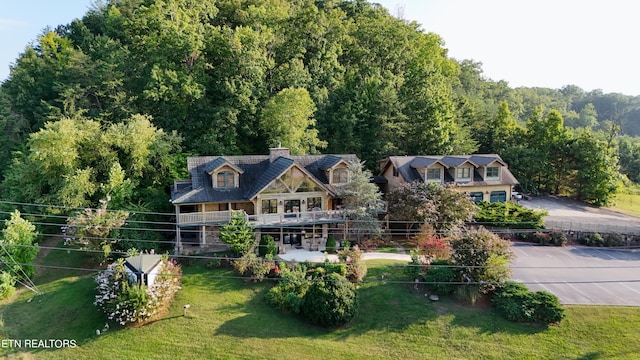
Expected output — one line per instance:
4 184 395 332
269 145 290 162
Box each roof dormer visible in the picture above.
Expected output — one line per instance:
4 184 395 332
206 158 243 189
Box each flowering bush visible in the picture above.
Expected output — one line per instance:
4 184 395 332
64 198 129 262
94 257 181 326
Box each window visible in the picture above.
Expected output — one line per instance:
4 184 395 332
332 168 348 183
426 168 441 182
307 197 322 211
486 166 500 179
456 167 471 180
469 192 484 203
284 199 301 213
392 167 399 177
216 171 235 188
261 199 277 214
490 191 507 203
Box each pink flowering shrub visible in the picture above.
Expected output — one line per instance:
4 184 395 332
94 257 181 326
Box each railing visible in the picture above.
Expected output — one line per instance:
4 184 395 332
544 220 640 235
178 209 345 226
247 210 345 225
178 210 235 225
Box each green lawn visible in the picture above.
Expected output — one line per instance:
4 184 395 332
610 191 640 218
1 250 640 359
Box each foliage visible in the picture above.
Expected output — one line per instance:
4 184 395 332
300 272 358 328
578 232 625 247
474 201 547 229
337 160 384 243
337 244 367 283
233 248 275 281
218 211 255 256
0 271 16 300
260 87 326 154
449 227 513 294
325 234 337 254
0 211 39 280
405 249 427 280
549 231 568 246
258 235 276 258
387 182 477 234
413 224 451 260
265 262 310 314
493 282 565 324
94 257 182 326
531 231 552 246
63 198 129 261
1 115 182 210
423 259 457 295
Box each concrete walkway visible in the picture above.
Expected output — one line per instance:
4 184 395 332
277 249 411 263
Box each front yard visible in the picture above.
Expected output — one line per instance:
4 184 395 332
1 251 639 359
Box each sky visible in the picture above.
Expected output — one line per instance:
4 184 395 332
1 0 639 96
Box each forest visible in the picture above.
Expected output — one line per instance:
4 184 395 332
1 0 640 218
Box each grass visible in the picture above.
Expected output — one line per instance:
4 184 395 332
610 190 640 218
1 250 640 359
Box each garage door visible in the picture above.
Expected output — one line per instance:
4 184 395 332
490 190 507 202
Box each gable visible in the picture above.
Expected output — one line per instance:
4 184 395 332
258 164 326 196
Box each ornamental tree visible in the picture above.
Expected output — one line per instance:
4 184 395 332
219 211 255 256
449 227 513 301
64 198 129 262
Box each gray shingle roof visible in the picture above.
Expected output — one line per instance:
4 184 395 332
171 152 359 205
383 154 518 187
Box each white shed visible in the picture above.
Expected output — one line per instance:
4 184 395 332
124 254 163 288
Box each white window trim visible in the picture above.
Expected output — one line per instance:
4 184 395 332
425 167 442 183
485 166 501 180
456 167 472 182
213 170 238 188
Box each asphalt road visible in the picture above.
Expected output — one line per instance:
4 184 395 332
511 243 640 306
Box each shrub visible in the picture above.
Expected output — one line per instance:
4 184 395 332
325 235 337 253
492 282 533 322
338 245 367 282
301 272 358 327
423 259 457 295
323 262 347 277
549 231 567 247
233 251 275 281
475 201 546 229
404 250 426 280
266 263 309 314
94 257 182 326
604 233 625 247
0 271 16 300
493 282 565 324
258 235 277 257
531 291 565 324
579 233 604 247
531 231 551 246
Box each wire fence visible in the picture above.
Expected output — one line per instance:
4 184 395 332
544 220 640 236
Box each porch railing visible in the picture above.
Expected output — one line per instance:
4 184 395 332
178 209 345 226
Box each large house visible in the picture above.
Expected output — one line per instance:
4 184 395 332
378 154 519 202
170 147 357 253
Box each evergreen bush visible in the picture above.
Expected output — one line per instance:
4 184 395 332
300 272 358 327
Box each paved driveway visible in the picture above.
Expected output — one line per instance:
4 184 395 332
519 196 640 233
511 243 640 306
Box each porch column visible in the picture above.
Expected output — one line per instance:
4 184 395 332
175 205 181 255
201 225 206 246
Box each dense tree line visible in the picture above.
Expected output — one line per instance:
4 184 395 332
0 0 639 213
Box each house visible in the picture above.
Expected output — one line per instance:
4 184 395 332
124 254 163 287
170 147 359 253
378 154 519 202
